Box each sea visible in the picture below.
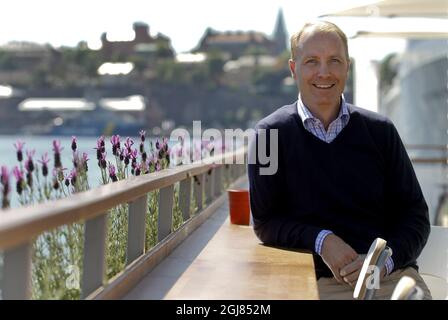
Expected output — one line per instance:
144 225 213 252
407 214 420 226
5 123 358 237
0 134 154 208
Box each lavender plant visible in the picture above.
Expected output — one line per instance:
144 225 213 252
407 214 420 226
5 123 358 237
0 131 223 299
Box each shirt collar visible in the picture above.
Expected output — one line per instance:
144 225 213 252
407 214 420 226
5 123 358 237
297 93 349 125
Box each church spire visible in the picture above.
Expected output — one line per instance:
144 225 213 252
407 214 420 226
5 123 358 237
272 8 288 55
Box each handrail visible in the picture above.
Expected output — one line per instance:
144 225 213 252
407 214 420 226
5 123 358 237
406 144 447 151
0 148 245 251
0 147 247 299
411 158 447 164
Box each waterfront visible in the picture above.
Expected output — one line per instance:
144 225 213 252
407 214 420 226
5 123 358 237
0 134 140 208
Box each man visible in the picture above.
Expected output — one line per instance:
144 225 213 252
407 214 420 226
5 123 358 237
248 21 432 299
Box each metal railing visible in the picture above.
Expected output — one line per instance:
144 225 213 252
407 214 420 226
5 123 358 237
406 144 447 164
0 148 247 299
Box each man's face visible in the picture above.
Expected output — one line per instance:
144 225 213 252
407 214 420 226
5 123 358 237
289 30 349 110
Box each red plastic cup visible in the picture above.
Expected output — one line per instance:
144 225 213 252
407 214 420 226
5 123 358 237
227 189 250 225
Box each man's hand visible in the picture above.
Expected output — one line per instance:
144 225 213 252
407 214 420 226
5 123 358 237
320 234 359 284
339 254 365 287
340 255 387 288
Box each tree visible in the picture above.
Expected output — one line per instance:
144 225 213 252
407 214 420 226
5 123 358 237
206 49 225 87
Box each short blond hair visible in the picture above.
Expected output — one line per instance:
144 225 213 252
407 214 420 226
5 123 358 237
290 21 349 61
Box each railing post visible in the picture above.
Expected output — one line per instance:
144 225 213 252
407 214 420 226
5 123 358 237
81 213 107 299
224 164 230 188
210 168 216 200
179 177 192 221
214 166 222 197
1 242 32 299
205 169 215 204
231 164 237 182
127 195 147 265
193 174 204 212
237 164 246 178
158 185 174 242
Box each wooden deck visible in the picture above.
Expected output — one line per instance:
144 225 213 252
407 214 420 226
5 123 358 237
124 183 319 300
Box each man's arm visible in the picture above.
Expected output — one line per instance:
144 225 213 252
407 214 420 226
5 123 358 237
383 123 430 271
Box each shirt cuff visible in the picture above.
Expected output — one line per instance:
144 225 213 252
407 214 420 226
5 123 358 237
384 256 394 275
315 230 333 255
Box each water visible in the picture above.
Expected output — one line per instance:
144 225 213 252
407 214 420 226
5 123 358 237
0 134 227 209
0 135 140 208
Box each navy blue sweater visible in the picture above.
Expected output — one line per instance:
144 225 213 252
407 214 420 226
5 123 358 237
248 102 430 278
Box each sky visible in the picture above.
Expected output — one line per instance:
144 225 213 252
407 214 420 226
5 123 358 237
0 0 401 55
4 0 445 112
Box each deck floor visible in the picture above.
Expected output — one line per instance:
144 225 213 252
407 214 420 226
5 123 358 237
123 182 249 300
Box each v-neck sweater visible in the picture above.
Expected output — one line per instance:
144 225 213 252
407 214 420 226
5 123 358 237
248 102 430 278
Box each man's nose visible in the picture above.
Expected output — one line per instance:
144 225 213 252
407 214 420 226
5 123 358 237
317 62 331 77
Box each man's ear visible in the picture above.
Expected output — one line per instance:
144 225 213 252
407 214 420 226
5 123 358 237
288 59 297 79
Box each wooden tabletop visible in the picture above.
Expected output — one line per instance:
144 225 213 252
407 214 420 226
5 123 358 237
164 218 319 300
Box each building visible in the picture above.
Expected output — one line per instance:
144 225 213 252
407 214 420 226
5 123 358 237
272 8 288 55
380 38 448 224
0 41 57 85
100 22 174 61
193 8 288 59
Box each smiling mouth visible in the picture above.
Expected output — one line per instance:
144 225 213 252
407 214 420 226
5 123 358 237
313 84 335 89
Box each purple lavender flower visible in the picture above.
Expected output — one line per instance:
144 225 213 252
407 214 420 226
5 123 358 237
97 152 107 169
52 140 63 168
139 130 146 142
123 149 130 166
161 137 169 153
1 166 10 193
125 137 134 153
108 163 118 182
52 140 63 153
52 169 60 190
71 136 77 152
110 135 121 156
26 171 33 188
64 174 70 187
69 168 77 186
54 167 67 183
155 139 160 150
95 136 106 160
1 166 10 209
130 149 138 168
135 163 141 176
82 152 89 172
139 142 144 154
95 148 102 161
130 149 138 160
155 160 161 172
13 140 25 162
98 135 105 150
13 166 24 195
25 150 36 173
38 153 50 177
72 151 79 168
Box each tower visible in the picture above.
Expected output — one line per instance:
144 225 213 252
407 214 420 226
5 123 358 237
272 8 288 55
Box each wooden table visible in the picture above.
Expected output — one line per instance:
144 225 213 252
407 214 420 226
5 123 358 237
164 218 319 299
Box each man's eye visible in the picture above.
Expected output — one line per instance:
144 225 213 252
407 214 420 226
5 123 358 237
331 58 341 63
305 59 317 64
